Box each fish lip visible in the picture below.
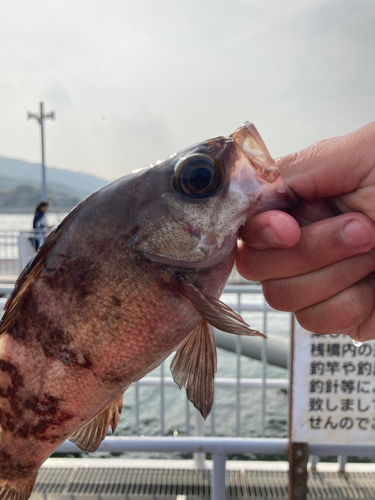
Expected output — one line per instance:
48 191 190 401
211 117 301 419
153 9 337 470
228 122 301 212
230 122 281 185
230 122 273 161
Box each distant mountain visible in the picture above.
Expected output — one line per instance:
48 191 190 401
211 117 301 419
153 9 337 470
0 156 110 200
0 185 80 211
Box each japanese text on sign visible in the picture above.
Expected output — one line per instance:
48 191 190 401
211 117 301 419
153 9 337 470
291 323 375 444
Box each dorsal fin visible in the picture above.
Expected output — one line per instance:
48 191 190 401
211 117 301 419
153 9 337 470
68 393 124 452
0 205 81 335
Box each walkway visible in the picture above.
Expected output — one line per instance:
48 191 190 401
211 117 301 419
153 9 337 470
31 459 375 499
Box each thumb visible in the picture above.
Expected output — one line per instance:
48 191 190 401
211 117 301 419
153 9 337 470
276 122 375 200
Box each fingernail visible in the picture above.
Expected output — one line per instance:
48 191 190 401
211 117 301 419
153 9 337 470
263 225 282 246
342 220 371 247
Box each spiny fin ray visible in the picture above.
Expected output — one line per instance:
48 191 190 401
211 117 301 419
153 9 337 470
68 393 123 452
171 319 217 419
0 476 37 500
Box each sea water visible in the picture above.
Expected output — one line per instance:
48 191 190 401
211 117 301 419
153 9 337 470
0 212 67 232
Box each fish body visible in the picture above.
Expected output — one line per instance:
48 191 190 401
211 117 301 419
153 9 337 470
0 123 297 498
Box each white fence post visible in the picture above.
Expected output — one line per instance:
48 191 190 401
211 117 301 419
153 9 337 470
18 232 36 272
212 449 226 500
194 409 206 469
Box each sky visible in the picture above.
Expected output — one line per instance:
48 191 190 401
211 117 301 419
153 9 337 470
1 0 374 181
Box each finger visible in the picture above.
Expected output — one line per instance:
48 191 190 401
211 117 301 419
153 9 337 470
295 280 375 334
262 249 375 312
276 122 375 200
239 211 301 249
238 199 336 251
347 274 375 342
236 212 375 282
289 199 336 227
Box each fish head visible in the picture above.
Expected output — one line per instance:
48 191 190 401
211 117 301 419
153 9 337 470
128 122 299 268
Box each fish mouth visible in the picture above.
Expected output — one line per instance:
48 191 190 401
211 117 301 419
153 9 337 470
229 122 300 209
230 122 280 188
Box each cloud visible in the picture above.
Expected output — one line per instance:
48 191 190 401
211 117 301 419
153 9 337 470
0 0 374 179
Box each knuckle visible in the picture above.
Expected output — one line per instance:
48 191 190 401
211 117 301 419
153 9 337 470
344 285 372 326
295 231 322 270
368 248 375 265
295 308 330 335
334 261 355 289
236 247 268 282
295 283 373 335
236 257 261 282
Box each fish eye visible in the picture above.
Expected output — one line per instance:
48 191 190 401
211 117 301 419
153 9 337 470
173 154 223 198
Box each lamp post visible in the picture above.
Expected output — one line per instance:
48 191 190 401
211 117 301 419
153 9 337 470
27 102 55 201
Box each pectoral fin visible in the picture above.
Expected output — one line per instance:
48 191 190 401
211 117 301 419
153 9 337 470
174 273 265 338
171 319 217 419
68 393 123 452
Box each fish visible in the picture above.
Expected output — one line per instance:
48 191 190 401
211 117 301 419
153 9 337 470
0 122 298 499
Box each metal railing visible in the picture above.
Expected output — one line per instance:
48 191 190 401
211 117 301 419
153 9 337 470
0 284 13 313
55 436 375 500
0 231 19 274
57 436 289 500
0 230 48 275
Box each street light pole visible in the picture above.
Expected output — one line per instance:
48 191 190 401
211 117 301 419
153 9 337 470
27 102 55 201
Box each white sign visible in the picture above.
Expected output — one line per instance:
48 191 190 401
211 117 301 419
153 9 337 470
291 321 375 444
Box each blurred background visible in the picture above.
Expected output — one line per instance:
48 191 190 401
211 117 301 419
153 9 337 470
1 0 375 466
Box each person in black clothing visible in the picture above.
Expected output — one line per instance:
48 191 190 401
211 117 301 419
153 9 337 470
33 201 51 251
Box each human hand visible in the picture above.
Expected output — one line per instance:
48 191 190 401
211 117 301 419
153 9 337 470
236 122 375 342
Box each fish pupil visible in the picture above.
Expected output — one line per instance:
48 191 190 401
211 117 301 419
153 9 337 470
190 167 212 191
